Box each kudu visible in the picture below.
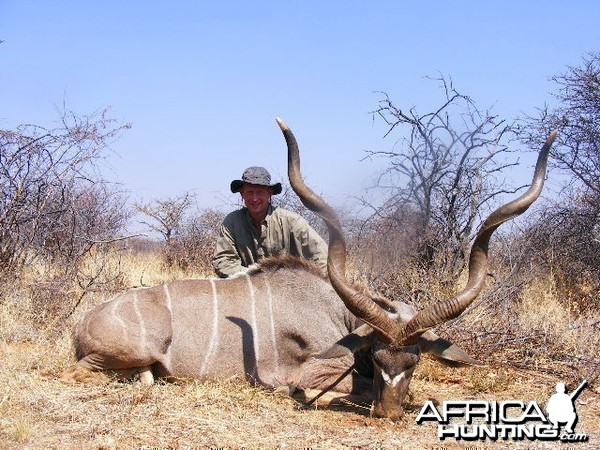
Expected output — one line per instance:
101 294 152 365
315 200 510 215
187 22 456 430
64 119 557 420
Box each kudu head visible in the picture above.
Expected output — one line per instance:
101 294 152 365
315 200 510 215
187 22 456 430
276 117 557 420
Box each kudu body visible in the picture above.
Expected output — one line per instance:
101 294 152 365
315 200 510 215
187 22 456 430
66 119 556 420
67 257 360 387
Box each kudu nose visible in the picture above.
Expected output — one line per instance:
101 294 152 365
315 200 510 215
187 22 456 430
372 402 405 421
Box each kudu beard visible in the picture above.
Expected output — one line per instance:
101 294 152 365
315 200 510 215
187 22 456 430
416 400 589 443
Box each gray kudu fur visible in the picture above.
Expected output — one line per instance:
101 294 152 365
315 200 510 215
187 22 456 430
64 119 557 420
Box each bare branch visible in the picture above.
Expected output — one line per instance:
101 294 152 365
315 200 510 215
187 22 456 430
362 76 519 279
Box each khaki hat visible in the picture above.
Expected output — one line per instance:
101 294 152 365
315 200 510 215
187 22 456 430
230 166 282 195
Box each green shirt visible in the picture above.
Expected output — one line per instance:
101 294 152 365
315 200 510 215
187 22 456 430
212 206 328 278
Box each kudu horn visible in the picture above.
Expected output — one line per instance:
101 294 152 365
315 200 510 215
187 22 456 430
277 117 398 343
394 130 558 344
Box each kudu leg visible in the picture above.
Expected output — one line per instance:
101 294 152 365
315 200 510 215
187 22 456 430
137 366 154 385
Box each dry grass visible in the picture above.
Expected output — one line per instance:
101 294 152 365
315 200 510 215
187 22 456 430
0 251 598 449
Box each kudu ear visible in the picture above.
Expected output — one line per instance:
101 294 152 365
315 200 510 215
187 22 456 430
390 301 483 367
418 330 484 367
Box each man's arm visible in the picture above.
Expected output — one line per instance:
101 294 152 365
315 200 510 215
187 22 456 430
212 224 247 278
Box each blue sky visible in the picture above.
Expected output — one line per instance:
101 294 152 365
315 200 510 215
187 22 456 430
1 1 598 212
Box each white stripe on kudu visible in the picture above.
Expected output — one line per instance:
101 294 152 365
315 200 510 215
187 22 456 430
111 295 127 330
104 296 128 350
200 279 220 376
264 277 279 371
163 284 173 313
244 274 260 366
132 292 148 351
162 284 174 369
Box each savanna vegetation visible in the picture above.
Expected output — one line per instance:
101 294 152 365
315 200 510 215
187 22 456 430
1 54 598 448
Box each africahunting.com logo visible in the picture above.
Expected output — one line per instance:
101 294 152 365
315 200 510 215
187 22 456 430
416 380 589 443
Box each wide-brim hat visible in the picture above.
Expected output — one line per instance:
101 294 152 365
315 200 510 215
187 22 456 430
230 166 282 195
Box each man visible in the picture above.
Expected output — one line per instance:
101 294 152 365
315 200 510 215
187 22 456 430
212 166 328 278
546 382 579 434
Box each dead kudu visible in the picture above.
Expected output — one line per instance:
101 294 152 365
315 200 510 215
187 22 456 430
64 120 557 420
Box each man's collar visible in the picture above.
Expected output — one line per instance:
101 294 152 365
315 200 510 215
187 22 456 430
243 204 275 225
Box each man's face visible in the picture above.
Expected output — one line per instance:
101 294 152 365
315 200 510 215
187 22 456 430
240 184 272 218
